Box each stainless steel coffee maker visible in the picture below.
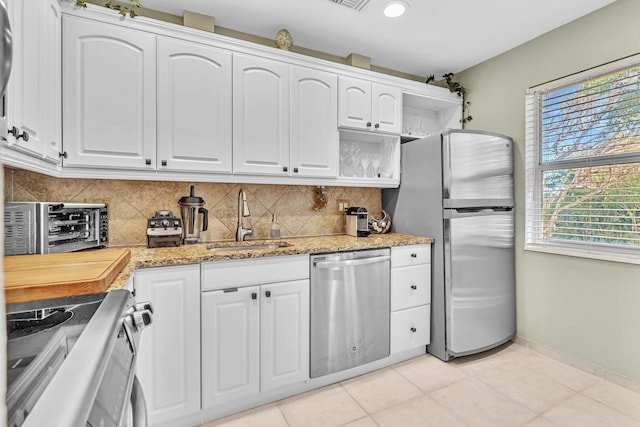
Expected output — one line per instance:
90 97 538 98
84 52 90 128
178 185 208 244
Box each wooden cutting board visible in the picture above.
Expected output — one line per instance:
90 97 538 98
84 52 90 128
4 249 131 304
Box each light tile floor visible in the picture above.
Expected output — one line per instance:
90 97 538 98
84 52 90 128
203 343 640 427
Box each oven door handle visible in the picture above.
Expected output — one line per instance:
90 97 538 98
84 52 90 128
313 255 390 268
130 376 148 427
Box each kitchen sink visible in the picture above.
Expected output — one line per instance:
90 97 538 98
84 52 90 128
207 241 292 252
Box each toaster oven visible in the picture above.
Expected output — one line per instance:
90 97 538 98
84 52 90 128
4 202 109 255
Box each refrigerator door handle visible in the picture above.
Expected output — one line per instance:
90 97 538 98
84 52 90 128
444 207 513 218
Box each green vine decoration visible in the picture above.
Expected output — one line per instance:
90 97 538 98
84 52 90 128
75 0 142 18
426 73 473 125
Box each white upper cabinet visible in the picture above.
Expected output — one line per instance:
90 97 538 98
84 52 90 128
157 38 232 173
290 66 339 178
338 77 371 129
4 0 61 164
338 77 402 134
372 83 403 133
233 54 290 175
62 17 157 169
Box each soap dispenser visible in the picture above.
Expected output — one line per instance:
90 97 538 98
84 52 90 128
269 214 281 239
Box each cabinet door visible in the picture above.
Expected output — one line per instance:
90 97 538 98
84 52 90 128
372 84 402 134
390 304 430 354
62 17 156 169
338 76 371 130
4 0 61 164
157 38 232 173
233 54 290 175
261 280 310 391
391 264 431 311
134 265 201 425
202 286 260 409
290 67 338 178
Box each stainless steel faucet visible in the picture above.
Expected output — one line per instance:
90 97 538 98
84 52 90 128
236 189 254 242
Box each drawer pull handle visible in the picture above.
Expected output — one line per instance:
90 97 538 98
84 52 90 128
410 253 417 258
410 327 417 333
265 290 271 298
410 284 417 290
251 292 257 300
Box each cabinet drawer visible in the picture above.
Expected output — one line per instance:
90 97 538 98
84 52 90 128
202 254 309 291
391 244 430 268
390 305 430 354
391 264 430 311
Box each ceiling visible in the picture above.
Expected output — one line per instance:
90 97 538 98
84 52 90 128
141 0 616 78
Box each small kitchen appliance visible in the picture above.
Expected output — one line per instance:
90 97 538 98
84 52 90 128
4 202 108 255
178 185 208 244
146 210 183 248
345 207 369 237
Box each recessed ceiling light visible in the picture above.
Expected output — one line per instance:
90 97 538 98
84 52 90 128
382 1 409 18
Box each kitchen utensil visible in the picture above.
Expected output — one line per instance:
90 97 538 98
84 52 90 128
178 185 208 244
3 248 131 303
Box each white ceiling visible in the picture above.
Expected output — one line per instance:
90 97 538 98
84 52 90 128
141 0 616 78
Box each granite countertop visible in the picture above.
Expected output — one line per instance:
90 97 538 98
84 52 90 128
108 233 433 290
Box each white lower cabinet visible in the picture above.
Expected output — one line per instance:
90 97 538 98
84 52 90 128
260 279 310 391
201 256 310 410
133 264 201 426
131 248 429 425
390 244 432 354
201 286 260 408
391 305 431 353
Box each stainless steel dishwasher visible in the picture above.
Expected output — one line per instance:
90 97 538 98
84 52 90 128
310 248 391 378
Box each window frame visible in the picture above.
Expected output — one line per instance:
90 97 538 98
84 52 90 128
525 54 640 264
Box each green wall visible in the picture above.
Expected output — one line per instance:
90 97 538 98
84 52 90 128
457 0 640 381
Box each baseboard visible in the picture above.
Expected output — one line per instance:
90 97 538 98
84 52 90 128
514 336 640 394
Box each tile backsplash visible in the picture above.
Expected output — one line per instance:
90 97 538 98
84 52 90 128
4 168 382 246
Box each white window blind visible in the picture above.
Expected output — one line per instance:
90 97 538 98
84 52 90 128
525 56 640 263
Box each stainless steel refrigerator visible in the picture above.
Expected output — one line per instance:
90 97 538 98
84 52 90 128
383 129 515 361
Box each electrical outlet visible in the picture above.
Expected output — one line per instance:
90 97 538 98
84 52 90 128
337 199 349 212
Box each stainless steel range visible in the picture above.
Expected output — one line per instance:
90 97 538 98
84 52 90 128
6 290 153 427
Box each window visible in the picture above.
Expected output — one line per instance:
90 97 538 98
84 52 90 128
525 56 640 263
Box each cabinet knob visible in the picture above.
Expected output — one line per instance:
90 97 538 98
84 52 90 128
161 160 167 166
251 292 257 300
293 167 299 173
283 166 288 172
374 123 380 129
366 122 372 128
145 158 152 165
410 253 417 258
410 284 417 290
9 126 29 141
410 327 417 333
265 290 271 298
59 151 68 159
